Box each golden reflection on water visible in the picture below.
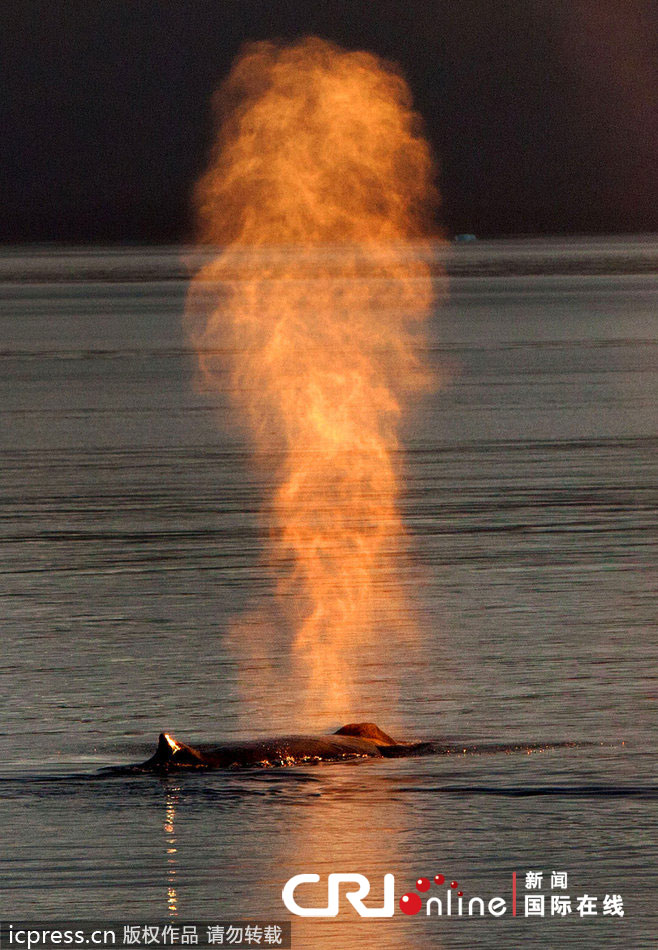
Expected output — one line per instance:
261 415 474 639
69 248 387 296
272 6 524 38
164 783 180 917
280 765 442 950
155 763 442 949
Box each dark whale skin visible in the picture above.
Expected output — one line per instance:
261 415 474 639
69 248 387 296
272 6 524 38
112 722 433 773
101 723 581 775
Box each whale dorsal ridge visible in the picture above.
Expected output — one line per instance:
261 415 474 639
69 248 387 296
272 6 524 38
151 732 208 767
156 732 180 761
333 722 397 746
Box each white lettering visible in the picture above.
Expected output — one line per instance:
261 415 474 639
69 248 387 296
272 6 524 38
488 897 507 917
282 872 395 917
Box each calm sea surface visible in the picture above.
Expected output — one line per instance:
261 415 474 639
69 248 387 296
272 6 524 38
0 238 656 948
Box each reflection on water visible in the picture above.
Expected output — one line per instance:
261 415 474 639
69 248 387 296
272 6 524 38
0 240 656 949
278 767 404 949
164 784 180 917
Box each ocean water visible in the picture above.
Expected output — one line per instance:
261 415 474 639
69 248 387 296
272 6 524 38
0 238 656 948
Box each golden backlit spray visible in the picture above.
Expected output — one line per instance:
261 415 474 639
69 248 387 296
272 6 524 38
186 38 440 727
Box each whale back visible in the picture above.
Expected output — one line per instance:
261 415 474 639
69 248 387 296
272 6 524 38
139 729 390 771
130 722 414 772
333 722 397 746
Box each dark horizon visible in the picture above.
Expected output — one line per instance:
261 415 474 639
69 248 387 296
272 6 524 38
3 0 656 244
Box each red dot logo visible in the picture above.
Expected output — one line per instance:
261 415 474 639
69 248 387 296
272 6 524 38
399 892 422 915
400 871 466 916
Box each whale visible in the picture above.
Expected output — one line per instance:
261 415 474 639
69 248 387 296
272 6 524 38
116 722 433 773
102 723 581 775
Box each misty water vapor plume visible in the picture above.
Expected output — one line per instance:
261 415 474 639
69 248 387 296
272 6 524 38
186 37 442 728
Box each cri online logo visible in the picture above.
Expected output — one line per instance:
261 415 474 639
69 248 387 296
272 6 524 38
401 875 461 914
282 872 508 918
